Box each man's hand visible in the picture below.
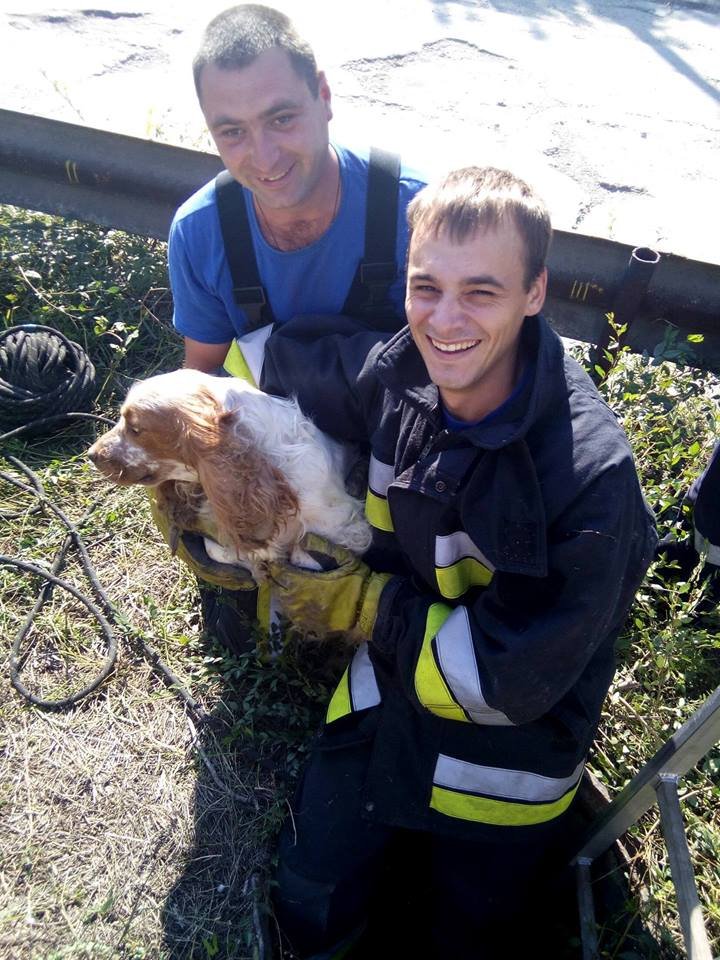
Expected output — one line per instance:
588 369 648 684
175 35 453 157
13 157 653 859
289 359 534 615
268 534 392 642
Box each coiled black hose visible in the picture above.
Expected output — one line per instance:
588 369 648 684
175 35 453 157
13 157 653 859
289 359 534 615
0 324 97 432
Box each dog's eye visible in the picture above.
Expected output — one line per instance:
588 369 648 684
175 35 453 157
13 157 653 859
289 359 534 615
128 425 142 436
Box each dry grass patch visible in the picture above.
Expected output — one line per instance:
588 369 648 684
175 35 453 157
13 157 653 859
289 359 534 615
0 452 321 960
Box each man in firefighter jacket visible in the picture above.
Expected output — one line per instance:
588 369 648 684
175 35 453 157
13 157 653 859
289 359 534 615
259 166 658 958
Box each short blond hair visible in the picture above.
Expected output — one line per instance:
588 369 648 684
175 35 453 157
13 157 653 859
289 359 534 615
407 166 552 289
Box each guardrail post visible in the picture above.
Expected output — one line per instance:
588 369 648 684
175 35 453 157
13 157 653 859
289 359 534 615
571 684 720 958
656 775 714 960
575 857 600 960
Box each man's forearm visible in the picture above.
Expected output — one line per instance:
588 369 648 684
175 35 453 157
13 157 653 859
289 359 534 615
183 337 232 373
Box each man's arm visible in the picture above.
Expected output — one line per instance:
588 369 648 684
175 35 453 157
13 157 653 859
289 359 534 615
273 459 655 733
184 337 232 373
169 207 238 368
373 462 656 728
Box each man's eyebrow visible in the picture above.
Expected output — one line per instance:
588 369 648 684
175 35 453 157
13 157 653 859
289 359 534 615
464 274 505 288
408 270 506 289
210 100 301 129
258 99 301 120
210 115 245 130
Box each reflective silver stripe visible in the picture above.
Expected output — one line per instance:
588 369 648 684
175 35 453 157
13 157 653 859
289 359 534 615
434 754 585 802
435 531 495 572
694 527 720 566
435 606 513 726
349 642 381 710
368 455 394 497
235 324 273 386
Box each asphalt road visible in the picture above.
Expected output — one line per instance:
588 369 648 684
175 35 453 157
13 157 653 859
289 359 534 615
1 0 718 262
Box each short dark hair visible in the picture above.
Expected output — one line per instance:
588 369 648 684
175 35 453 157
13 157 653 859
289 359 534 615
193 4 319 99
407 166 552 289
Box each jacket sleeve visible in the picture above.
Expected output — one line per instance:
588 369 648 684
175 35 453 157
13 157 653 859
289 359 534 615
371 459 657 727
261 315 389 442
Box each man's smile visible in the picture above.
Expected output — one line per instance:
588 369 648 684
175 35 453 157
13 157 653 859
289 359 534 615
428 336 480 354
258 163 295 185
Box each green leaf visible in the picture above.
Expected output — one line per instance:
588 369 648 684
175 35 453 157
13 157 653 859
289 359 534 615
203 934 220 957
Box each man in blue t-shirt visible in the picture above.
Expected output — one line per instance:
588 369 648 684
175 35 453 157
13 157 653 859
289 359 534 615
163 4 426 652
170 3 426 376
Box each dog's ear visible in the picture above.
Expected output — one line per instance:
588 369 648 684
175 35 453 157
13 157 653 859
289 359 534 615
196 418 299 553
173 385 225 465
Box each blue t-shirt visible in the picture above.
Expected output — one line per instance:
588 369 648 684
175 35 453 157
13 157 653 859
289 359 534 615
169 144 427 344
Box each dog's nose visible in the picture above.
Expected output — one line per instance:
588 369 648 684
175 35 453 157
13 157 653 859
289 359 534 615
87 444 99 463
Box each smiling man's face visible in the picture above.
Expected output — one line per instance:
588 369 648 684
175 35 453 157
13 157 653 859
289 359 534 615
198 47 333 215
405 219 547 423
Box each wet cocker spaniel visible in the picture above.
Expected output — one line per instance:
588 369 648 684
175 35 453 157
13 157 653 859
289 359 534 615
87 369 371 579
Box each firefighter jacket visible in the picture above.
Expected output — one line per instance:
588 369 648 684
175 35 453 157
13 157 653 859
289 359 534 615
261 313 657 841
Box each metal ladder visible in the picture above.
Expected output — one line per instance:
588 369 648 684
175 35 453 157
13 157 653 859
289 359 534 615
572 683 720 960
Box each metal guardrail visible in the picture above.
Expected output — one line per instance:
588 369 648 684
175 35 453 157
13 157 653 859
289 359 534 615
571 684 720 960
2 108 720 371
0 108 223 240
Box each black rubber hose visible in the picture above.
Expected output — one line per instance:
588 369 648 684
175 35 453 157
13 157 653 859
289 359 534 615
0 324 97 434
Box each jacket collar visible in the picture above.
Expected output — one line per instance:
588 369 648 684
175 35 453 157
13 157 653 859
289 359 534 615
374 314 566 449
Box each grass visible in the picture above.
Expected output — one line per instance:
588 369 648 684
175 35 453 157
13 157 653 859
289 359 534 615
1 205 719 958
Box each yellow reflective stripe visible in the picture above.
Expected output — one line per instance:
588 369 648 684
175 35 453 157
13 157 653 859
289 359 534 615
326 645 381 722
414 603 469 722
366 455 395 532
222 340 256 385
430 780 580 826
435 556 493 599
434 607 513 726
365 489 394 532
223 326 273 384
326 666 352 723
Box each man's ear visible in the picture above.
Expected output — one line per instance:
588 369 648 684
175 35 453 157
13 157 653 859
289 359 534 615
526 267 547 317
317 71 333 121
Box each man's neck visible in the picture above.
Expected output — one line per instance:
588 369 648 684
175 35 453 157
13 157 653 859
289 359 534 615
440 349 525 424
255 147 340 252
